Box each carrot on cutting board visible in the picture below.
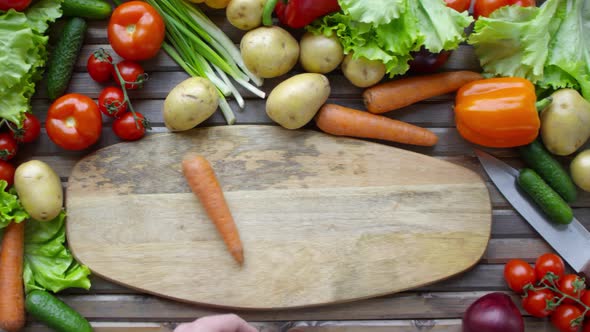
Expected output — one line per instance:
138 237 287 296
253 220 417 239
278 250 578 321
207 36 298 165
363 70 483 114
182 155 244 265
315 104 438 146
0 221 25 332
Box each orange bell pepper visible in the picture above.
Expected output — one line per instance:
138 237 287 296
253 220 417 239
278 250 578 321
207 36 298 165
454 77 540 148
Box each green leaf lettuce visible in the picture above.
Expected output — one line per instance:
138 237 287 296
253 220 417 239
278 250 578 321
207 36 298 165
308 0 473 77
24 211 92 293
0 0 62 126
0 181 29 229
468 0 590 99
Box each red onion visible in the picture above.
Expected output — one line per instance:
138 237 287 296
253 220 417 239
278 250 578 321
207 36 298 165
462 292 524 332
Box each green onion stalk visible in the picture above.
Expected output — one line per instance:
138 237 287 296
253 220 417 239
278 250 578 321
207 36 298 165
145 0 265 125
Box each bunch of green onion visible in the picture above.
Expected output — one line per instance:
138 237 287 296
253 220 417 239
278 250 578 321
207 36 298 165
145 0 265 124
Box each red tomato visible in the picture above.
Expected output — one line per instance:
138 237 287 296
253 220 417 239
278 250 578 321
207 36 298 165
552 305 584 332
474 0 536 18
445 0 471 12
584 323 590 332
46 94 103 151
0 161 15 188
113 112 147 141
559 274 587 303
98 87 128 118
535 253 566 282
107 1 165 61
112 61 146 90
10 113 40 144
87 49 113 83
0 0 31 11
504 259 536 293
522 288 556 318
0 133 18 161
582 292 590 317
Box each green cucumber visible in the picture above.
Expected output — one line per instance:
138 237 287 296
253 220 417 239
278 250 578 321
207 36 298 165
46 17 87 100
517 168 573 224
519 140 577 203
25 290 93 332
62 0 112 20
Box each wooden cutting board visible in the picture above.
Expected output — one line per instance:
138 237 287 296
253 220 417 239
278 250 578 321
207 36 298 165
66 125 491 309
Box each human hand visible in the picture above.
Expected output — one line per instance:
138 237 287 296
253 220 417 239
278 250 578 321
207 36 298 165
174 314 257 332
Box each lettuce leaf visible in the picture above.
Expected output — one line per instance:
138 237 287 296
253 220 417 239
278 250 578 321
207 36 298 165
23 211 92 293
308 0 472 77
468 0 590 99
0 181 29 229
0 0 62 126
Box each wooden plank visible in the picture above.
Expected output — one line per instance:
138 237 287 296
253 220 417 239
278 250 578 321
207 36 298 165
25 321 282 332
50 291 531 321
13 127 495 159
75 44 481 74
32 97 457 128
286 319 556 332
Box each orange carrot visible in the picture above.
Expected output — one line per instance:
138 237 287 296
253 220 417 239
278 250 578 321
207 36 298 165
315 104 438 146
182 155 244 265
363 71 483 114
0 221 25 332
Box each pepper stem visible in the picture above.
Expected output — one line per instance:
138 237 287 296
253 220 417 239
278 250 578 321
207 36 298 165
262 0 279 26
536 97 553 114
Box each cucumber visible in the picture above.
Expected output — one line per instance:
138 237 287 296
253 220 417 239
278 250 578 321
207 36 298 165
517 168 574 224
519 140 577 203
25 290 93 332
62 0 112 20
46 17 87 100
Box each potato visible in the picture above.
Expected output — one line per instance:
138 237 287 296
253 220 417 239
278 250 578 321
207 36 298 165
341 53 386 88
299 32 344 74
541 89 590 156
266 73 330 129
240 26 299 78
570 150 590 192
163 77 219 132
14 160 63 222
227 0 265 31
204 0 230 8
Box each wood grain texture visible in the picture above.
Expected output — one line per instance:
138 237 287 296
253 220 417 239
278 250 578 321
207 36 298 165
66 126 491 309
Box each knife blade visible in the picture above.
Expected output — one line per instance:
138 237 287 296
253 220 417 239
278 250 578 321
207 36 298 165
475 149 590 277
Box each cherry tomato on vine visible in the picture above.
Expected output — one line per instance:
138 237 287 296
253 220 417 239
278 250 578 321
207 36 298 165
0 161 15 188
87 49 113 83
46 93 103 151
559 274 586 304
113 60 146 90
504 259 536 293
584 323 590 332
113 112 147 141
0 0 31 11
107 1 165 61
582 292 590 317
552 304 584 332
10 113 41 144
535 253 566 282
445 0 471 12
0 133 18 161
98 87 128 118
522 288 556 318
473 0 536 18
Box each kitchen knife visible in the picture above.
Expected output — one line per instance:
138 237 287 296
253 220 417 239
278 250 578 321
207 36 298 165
475 149 590 277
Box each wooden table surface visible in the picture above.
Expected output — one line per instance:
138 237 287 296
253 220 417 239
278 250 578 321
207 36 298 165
20 6 577 331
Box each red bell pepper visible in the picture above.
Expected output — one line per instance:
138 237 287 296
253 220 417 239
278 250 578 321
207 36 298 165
263 0 341 29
